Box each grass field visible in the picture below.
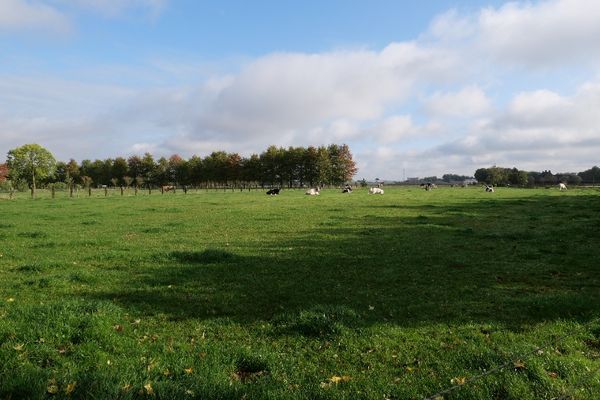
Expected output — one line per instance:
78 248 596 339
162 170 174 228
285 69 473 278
1 187 599 399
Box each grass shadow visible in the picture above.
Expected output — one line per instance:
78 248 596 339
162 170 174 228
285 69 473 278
81 194 600 330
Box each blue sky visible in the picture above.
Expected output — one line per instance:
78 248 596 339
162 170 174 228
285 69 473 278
1 0 599 179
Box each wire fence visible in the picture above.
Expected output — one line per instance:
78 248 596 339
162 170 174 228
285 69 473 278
424 317 600 400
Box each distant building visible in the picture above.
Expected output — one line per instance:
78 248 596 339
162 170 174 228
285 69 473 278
406 177 420 183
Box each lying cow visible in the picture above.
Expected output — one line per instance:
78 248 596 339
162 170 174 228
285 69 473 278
305 188 320 195
266 188 280 195
485 185 494 193
342 184 353 193
369 187 384 194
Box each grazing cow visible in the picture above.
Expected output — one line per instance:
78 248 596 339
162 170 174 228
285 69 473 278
485 185 494 193
559 183 567 191
162 185 175 192
305 188 320 196
266 188 280 195
369 187 384 194
422 182 436 191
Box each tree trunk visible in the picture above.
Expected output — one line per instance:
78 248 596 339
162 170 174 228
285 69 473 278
31 168 36 198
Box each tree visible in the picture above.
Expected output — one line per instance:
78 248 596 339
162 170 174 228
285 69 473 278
328 144 357 185
508 168 528 186
188 155 204 186
578 166 600 184
0 163 9 182
6 144 56 197
127 155 143 180
474 168 489 184
65 159 81 184
112 157 128 185
140 153 156 187
315 146 331 186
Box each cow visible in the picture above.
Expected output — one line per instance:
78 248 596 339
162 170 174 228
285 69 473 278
485 185 495 193
422 182 436 191
369 187 384 194
559 183 567 191
162 185 176 193
266 188 280 195
305 188 320 196
342 184 353 193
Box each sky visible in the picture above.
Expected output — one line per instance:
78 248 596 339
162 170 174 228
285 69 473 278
1 0 600 180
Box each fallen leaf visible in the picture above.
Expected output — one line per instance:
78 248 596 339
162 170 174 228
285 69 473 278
184 367 193 374
47 379 59 394
163 369 172 377
368 305 375 311
13 343 24 351
6 298 15 303
121 383 132 392
548 371 558 379
513 360 526 370
65 382 76 395
329 375 351 384
451 376 467 385
144 382 154 396
113 324 123 332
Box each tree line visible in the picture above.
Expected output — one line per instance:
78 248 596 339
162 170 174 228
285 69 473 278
474 166 600 186
2 143 358 196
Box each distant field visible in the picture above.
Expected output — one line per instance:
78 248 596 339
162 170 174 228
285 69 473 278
1 187 599 399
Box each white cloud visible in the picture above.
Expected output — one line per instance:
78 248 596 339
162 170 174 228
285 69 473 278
429 82 600 174
478 0 600 67
0 0 70 33
0 0 167 35
431 0 600 68
58 0 167 17
424 86 492 118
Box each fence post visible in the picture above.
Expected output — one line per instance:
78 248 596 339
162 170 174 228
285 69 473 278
120 186 124 196
88 187 92 197
51 185 55 199
104 187 108 197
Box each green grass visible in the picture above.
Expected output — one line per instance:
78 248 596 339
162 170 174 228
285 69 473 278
1 187 599 399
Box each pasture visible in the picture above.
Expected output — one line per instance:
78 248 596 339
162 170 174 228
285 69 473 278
0 187 599 399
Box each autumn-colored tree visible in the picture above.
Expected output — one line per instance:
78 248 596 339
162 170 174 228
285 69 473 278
328 144 357 185
0 163 8 182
